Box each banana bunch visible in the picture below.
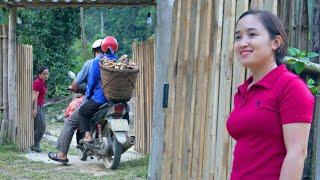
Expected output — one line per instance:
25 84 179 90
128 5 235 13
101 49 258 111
101 55 138 70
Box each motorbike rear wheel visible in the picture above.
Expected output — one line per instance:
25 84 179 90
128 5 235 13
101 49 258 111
103 136 123 170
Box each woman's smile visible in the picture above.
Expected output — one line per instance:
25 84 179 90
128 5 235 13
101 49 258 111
239 49 253 58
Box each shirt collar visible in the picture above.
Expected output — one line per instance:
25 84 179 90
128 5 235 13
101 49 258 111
238 64 287 94
37 77 45 83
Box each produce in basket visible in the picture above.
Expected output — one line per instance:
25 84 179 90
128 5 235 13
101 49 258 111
100 54 138 70
99 54 139 102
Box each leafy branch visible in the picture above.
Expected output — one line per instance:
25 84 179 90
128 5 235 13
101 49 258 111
285 47 320 95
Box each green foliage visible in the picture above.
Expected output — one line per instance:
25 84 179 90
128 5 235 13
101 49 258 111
287 47 320 95
84 7 156 56
0 7 8 24
3 7 155 98
17 8 80 98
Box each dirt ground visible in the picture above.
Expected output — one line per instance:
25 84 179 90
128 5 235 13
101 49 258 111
6 97 148 179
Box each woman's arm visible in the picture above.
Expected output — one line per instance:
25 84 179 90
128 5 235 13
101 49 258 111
280 123 311 180
32 90 39 118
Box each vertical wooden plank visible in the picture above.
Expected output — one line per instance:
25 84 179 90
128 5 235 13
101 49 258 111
133 42 140 152
264 0 278 14
194 0 214 179
30 45 34 147
226 1 249 179
137 43 141 153
189 0 202 178
0 25 8 143
170 0 192 179
143 41 150 153
0 25 3 110
8 7 17 141
288 0 295 46
313 96 320 179
250 0 264 9
215 0 236 180
146 40 150 154
148 0 174 177
203 0 224 179
161 0 181 179
150 38 154 155
178 0 198 179
295 0 303 49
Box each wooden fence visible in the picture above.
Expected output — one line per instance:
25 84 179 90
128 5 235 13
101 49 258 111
278 0 316 54
157 0 319 179
16 45 33 150
133 38 155 155
0 25 33 150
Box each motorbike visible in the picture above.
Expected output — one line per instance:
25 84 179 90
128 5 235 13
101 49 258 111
68 71 135 170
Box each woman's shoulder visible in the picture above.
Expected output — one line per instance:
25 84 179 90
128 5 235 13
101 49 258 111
276 69 312 98
278 69 305 86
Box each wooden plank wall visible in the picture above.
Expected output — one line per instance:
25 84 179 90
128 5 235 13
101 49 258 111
159 0 278 179
278 0 310 51
0 25 33 149
16 44 33 150
132 38 155 155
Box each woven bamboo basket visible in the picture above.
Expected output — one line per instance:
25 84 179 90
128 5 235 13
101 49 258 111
99 63 139 102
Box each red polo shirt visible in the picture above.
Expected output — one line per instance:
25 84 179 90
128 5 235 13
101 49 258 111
33 77 47 106
227 64 314 180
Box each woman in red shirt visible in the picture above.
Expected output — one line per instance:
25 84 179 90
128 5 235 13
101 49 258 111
31 67 49 153
227 10 314 179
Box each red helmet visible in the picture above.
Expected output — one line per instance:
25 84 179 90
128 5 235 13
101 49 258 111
101 36 119 52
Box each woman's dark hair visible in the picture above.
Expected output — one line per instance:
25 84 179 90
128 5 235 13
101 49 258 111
37 66 48 75
237 10 287 65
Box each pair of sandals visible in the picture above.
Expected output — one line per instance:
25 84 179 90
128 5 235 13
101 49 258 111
48 152 69 165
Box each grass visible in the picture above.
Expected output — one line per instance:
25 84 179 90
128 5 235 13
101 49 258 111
0 143 149 180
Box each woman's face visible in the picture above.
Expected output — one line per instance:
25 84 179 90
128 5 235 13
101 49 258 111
39 69 49 81
234 15 276 68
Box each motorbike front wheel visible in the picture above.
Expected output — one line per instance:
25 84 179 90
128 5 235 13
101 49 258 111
103 136 123 170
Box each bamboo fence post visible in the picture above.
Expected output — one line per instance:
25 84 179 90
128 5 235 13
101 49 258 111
314 96 320 179
161 0 181 179
214 1 236 180
0 25 8 144
148 0 173 178
8 7 17 142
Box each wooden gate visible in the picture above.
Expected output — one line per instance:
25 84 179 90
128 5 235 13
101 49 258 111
0 25 33 150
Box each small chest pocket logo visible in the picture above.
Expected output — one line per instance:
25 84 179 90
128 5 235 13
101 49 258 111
256 100 261 107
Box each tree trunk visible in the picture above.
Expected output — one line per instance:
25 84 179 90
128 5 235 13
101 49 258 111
312 0 320 63
80 7 88 59
100 9 104 36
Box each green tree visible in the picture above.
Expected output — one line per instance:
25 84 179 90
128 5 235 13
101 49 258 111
17 8 80 97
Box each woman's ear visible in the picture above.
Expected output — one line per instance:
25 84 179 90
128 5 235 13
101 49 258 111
272 35 283 51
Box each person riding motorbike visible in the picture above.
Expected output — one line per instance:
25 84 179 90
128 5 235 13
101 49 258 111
48 38 105 164
78 36 119 144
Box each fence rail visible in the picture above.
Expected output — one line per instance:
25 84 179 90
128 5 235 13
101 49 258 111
133 38 155 155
